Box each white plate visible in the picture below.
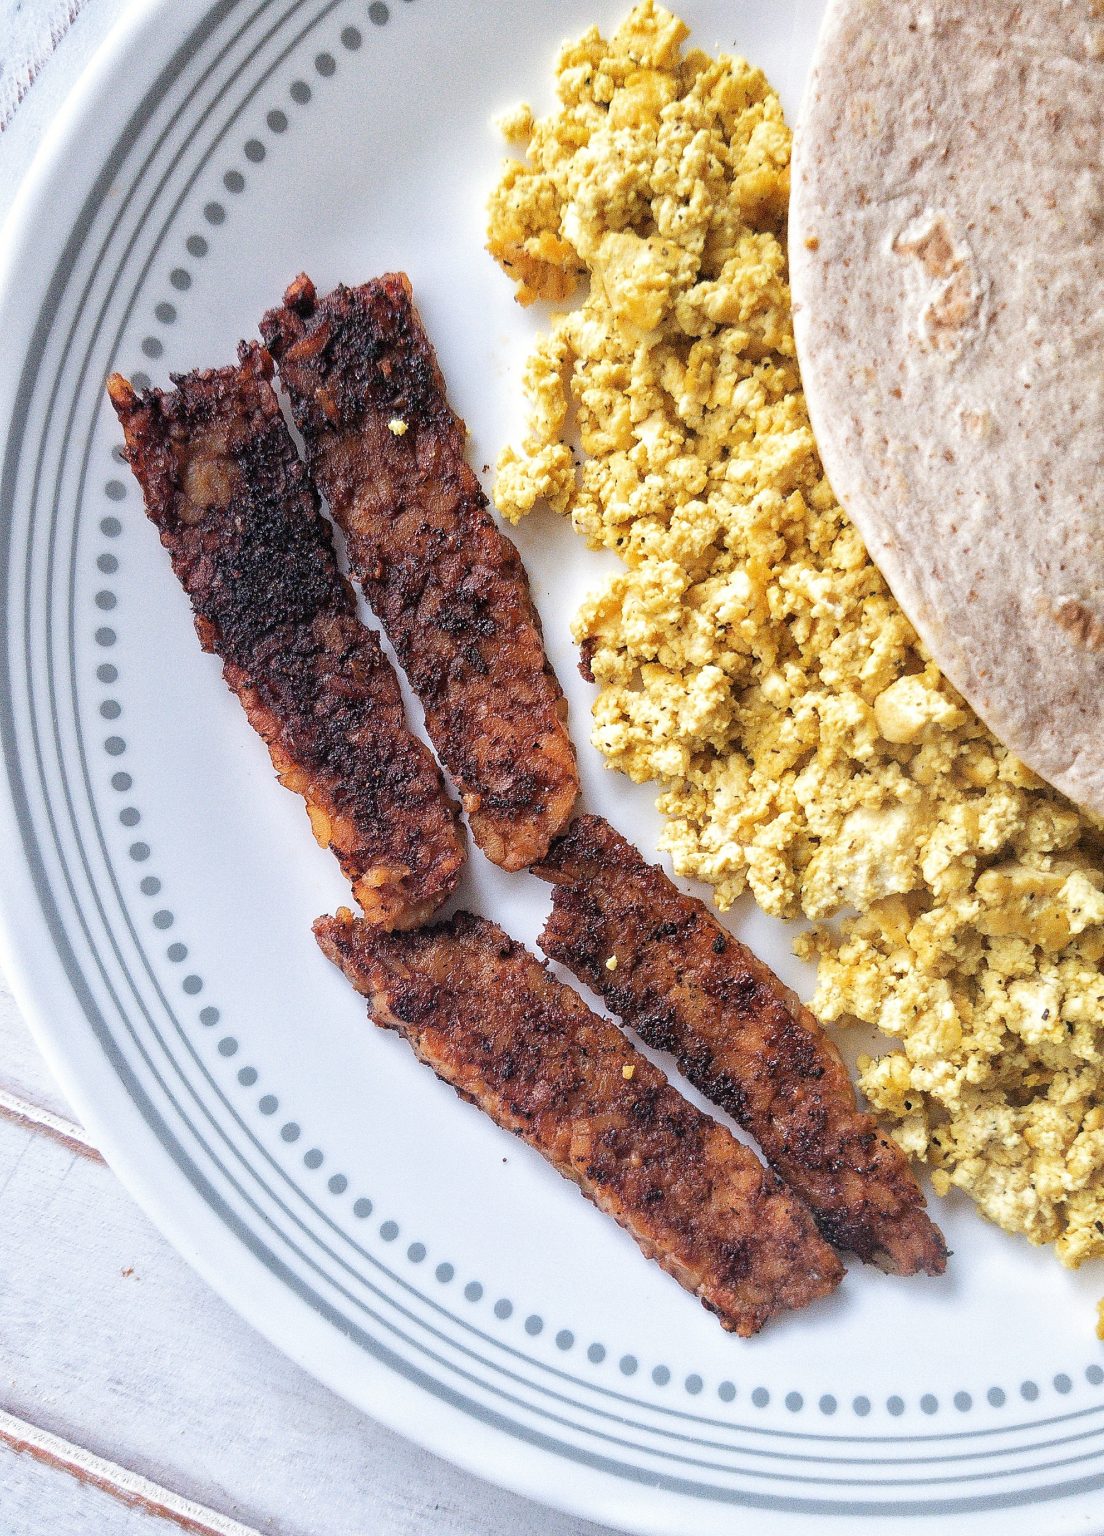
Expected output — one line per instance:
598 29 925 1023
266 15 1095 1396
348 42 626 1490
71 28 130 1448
1 2 1102 1532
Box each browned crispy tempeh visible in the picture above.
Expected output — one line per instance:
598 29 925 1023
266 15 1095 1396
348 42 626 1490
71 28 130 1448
534 816 948 1277
108 346 464 929
315 908 844 1335
261 274 579 872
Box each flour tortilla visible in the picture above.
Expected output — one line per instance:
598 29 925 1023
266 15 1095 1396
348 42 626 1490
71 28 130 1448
790 0 1104 815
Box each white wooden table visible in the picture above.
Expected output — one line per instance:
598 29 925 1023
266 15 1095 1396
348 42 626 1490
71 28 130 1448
0 7 608 1531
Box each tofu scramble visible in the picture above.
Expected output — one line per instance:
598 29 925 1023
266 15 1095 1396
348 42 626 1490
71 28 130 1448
487 1 1104 1269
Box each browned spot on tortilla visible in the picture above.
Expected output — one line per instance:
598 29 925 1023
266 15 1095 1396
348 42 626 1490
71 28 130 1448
1053 597 1104 652
958 406 993 438
926 266 981 347
893 213 981 352
893 214 956 277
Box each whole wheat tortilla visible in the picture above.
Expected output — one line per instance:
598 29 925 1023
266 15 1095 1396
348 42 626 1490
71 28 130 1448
790 0 1104 816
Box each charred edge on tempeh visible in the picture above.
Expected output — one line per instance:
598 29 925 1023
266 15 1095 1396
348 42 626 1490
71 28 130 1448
315 906 844 1336
533 815 948 1276
261 273 579 871
107 344 465 929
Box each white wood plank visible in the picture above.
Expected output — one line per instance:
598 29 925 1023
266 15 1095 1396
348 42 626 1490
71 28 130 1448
0 1085 100 1163
0 1410 260 1536
1 1443 220 1536
0 1096 609 1536
0 971 75 1120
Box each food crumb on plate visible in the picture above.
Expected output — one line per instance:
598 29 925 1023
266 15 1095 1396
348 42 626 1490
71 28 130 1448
487 0 1104 1271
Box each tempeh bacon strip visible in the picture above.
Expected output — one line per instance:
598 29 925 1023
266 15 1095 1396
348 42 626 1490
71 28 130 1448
261 274 579 872
315 908 844 1336
534 815 948 1276
108 346 465 929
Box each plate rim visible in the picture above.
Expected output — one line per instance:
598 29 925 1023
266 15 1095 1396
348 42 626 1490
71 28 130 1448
1 3 1103 1532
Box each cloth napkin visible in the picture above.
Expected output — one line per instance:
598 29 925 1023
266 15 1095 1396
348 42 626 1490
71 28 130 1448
1 0 92 130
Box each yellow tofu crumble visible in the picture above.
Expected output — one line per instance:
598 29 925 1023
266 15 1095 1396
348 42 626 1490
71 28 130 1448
487 1 1104 1271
